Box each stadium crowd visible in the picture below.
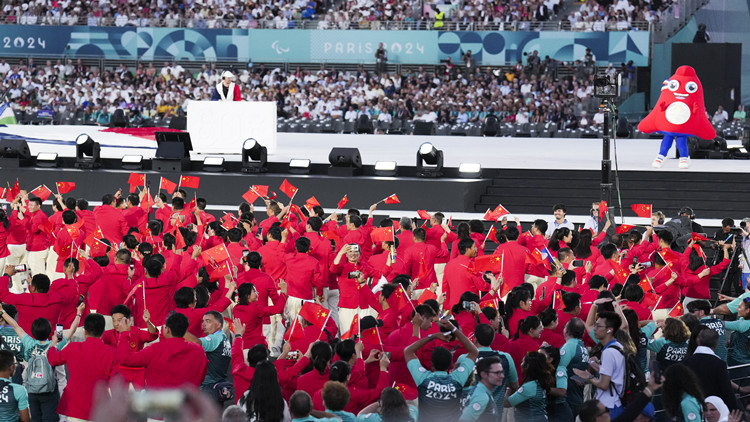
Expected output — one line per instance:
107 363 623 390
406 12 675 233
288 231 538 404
0 54 630 128
0 0 672 30
0 178 749 422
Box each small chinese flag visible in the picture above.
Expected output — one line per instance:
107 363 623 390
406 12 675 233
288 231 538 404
140 189 155 211
599 201 608 216
479 299 498 309
6 180 19 202
172 228 186 250
29 185 52 202
611 261 630 284
631 204 652 218
337 195 349 209
179 175 200 189
616 224 636 234
288 204 303 218
0 188 5 200
56 182 76 194
298 302 331 328
159 177 177 194
642 292 660 309
65 220 85 239
128 173 145 193
553 290 565 311
371 226 394 243
284 317 305 342
668 302 684 318
417 210 431 220
482 208 496 222
209 260 231 279
474 254 503 273
638 277 653 293
202 243 230 265
305 196 320 209
279 179 298 198
220 214 236 231
242 188 260 204
417 289 437 304
384 194 400 204
447 216 453 229
386 285 410 312
360 326 382 349
691 232 710 242
341 314 360 340
486 225 498 243
251 185 269 198
491 204 510 219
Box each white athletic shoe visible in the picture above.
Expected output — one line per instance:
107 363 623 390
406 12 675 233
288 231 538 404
652 155 665 168
679 157 689 169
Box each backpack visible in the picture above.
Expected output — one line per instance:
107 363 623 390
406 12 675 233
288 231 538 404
23 344 56 394
607 344 646 405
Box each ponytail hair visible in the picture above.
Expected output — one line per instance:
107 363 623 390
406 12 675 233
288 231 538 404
328 360 350 383
311 341 333 375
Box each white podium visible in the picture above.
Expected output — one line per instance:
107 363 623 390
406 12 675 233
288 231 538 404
186 101 277 155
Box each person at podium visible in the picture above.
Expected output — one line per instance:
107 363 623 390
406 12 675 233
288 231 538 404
211 71 242 101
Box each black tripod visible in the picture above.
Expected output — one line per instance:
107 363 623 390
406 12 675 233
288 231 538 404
714 239 747 306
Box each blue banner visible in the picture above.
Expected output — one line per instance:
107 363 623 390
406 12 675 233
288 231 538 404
0 25 649 66
436 31 649 66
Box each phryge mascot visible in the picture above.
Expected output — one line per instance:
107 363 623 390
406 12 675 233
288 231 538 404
638 65 715 169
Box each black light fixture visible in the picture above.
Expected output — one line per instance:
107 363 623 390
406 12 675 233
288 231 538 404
75 134 101 169
416 142 443 178
328 147 362 176
0 139 32 167
242 138 267 173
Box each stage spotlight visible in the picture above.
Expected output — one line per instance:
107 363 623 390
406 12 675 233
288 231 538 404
328 147 362 176
374 161 398 177
458 163 482 178
416 142 443 178
289 158 311 175
242 138 268 173
75 134 101 169
36 152 59 168
121 155 143 170
203 156 225 172
0 139 32 167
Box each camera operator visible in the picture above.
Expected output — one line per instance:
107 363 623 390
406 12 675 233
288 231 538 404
712 218 743 296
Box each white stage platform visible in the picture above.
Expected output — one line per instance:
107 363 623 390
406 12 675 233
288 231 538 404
0 124 747 173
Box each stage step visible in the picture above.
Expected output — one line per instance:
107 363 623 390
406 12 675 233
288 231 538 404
475 170 750 220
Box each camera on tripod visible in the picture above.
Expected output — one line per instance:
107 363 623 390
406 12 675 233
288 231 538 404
593 68 621 99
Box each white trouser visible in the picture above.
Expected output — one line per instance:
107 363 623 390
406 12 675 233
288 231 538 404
6 245 28 291
27 249 49 278
46 247 63 280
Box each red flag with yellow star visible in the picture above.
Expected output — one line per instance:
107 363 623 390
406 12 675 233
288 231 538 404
631 204 652 218
611 261 630 284
298 302 331 328
179 175 200 189
341 314 359 340
202 243 230 265
279 179 298 198
668 301 684 318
